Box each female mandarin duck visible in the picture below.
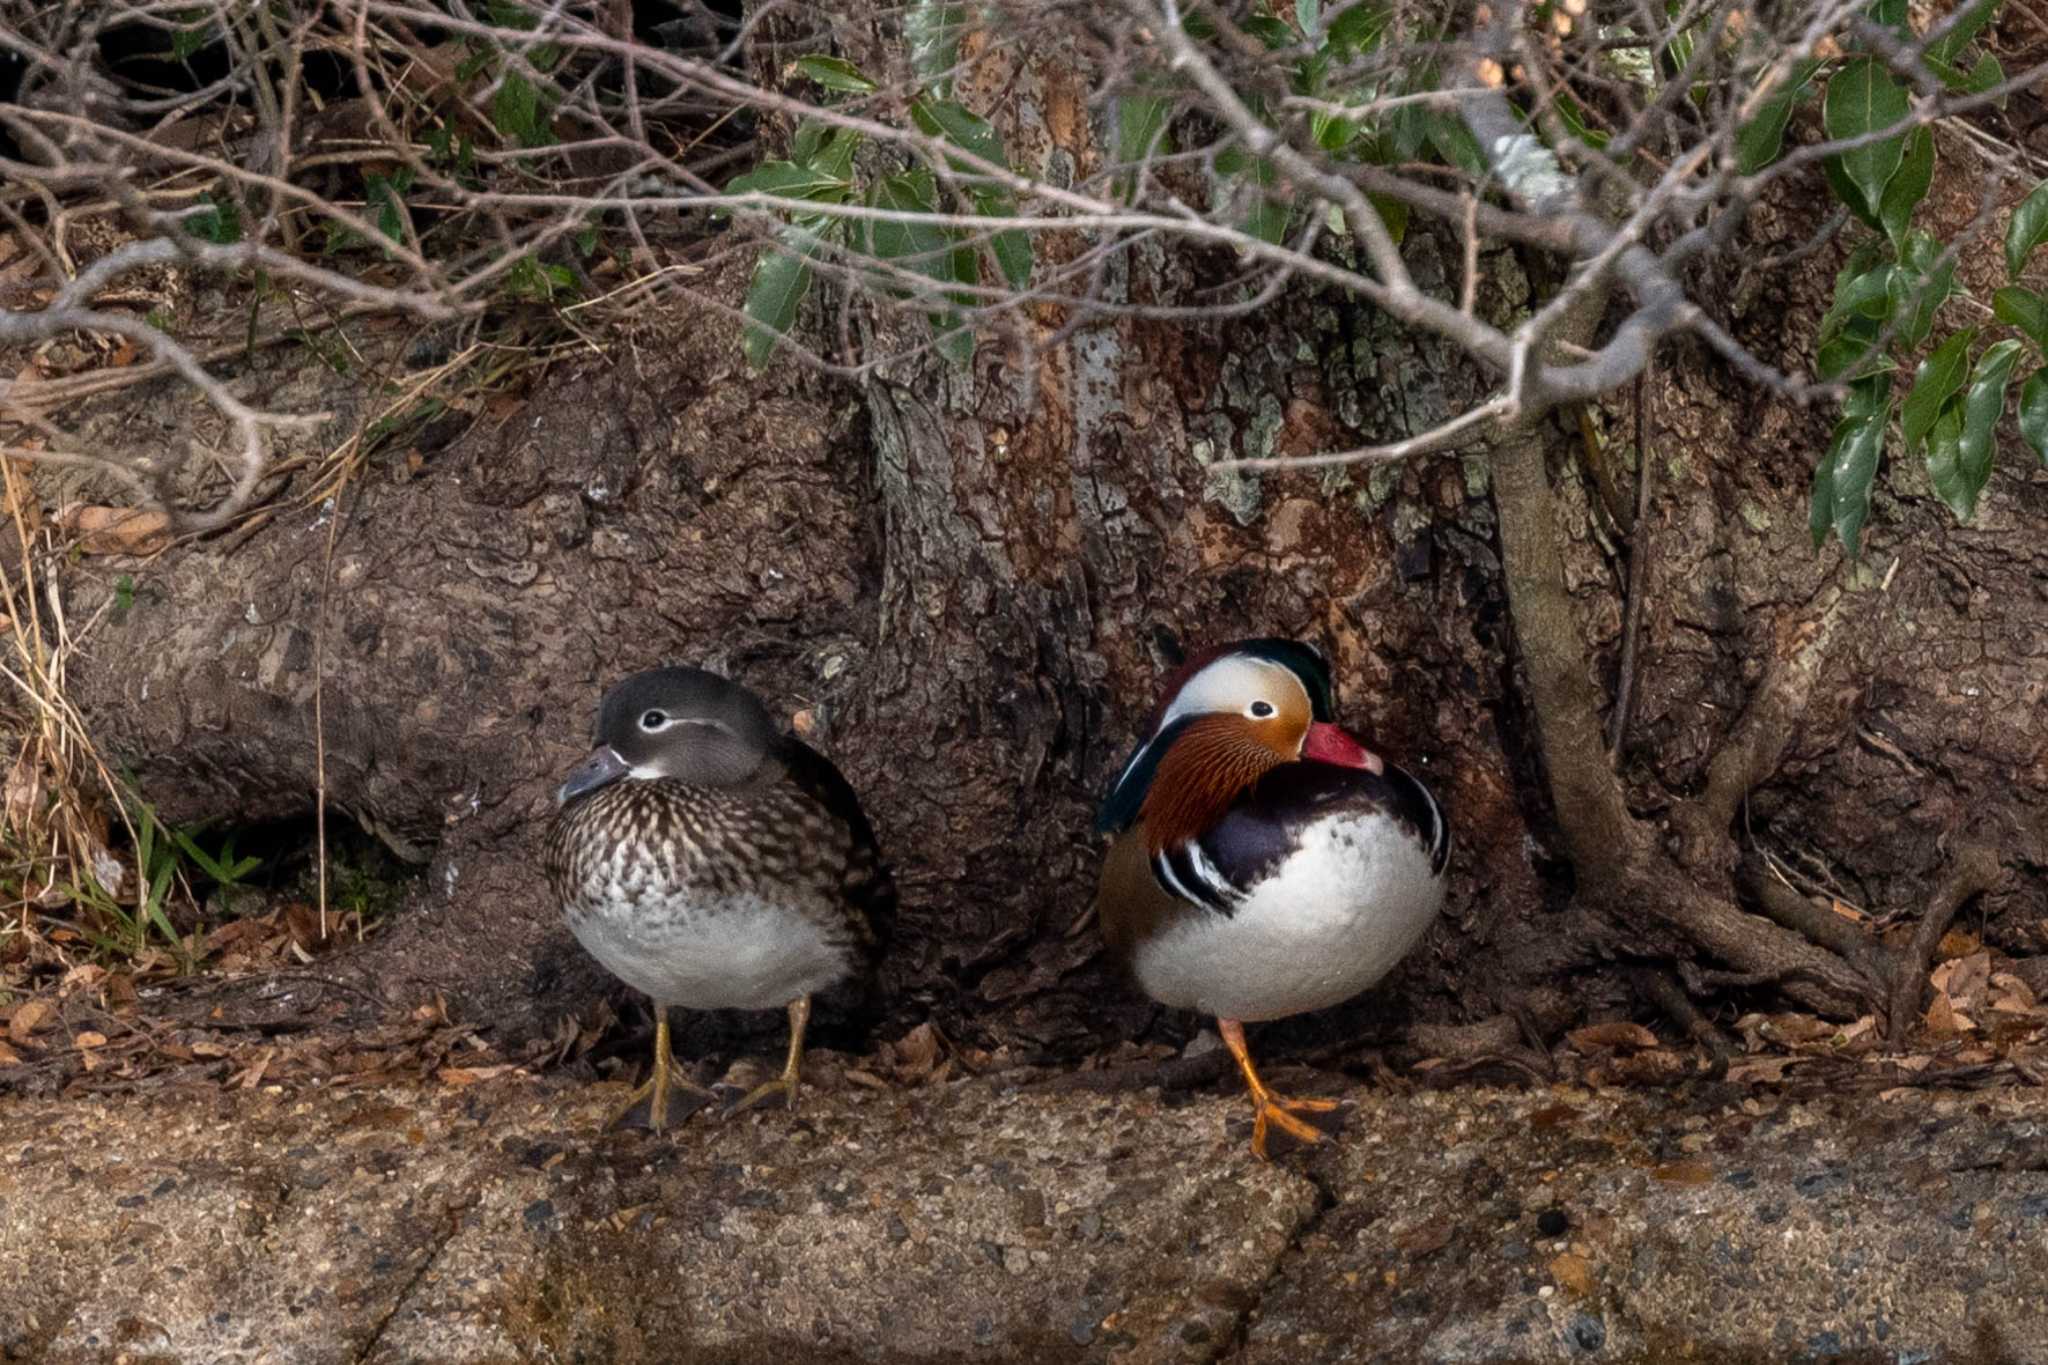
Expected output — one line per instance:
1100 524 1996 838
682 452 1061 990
544 666 894 1132
1094 639 1449 1158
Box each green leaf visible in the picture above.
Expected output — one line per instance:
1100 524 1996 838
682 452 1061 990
741 224 824 368
987 224 1033 290
2006 180 2048 279
869 171 947 273
810 129 862 184
1328 2 1389 53
1822 58 1908 219
907 99 1029 288
1878 125 1933 249
1552 93 1610 150
1814 375 1893 557
1312 105 1359 153
1889 230 1957 350
1922 399 1974 518
1817 318 1886 382
1822 153 1885 231
492 71 552 148
503 257 576 302
906 1 966 95
1864 0 1908 32
931 312 976 366
1117 95 1171 197
1243 15 1295 47
725 159 854 205
1994 285 2048 351
184 192 241 245
911 98 1008 180
1956 336 2024 509
1245 196 1290 245
1964 52 2005 101
1369 191 1408 246
1296 0 1321 34
1425 110 1488 178
1901 328 1975 455
794 54 877 94
366 169 414 242
171 22 213 62
1736 64 1818 174
2019 367 2048 463
1927 0 2003 66
868 172 980 360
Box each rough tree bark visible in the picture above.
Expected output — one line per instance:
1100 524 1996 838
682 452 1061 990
50 14 2048 1065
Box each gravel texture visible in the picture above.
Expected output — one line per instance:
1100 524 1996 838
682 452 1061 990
3 1073 2045 1363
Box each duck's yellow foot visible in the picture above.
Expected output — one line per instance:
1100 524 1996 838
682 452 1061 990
607 1005 715 1134
722 1070 801 1119
721 994 812 1121
609 1072 718 1134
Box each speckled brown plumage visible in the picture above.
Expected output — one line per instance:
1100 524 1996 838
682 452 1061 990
545 666 892 1130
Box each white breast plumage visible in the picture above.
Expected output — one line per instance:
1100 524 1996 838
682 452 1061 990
1131 810 1446 1022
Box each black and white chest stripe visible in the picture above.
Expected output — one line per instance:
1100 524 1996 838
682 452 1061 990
1147 761 1450 915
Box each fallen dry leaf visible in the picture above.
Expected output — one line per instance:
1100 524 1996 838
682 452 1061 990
1548 1252 1595 1296
1566 1021 1659 1052
1946 952 1993 1012
8 998 52 1045
56 504 172 555
1652 1161 1715 1186
1937 929 1982 961
1394 1220 1454 1257
1925 990 1975 1037
437 1064 518 1087
1612 1049 1689 1085
0 1040 20 1065
888 1020 949 1081
73 1030 106 1048
1725 1055 1801 1084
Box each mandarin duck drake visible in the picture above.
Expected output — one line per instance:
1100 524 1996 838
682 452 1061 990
544 666 894 1132
1094 639 1449 1158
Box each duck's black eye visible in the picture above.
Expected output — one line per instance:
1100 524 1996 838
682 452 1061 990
640 709 667 730
1249 700 1276 719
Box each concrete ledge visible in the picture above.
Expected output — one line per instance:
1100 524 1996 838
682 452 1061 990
2 1075 2044 1362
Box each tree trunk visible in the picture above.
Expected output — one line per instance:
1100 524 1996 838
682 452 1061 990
55 14 2048 1062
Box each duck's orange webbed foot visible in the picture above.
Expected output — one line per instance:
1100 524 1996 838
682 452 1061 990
1219 1017 1343 1160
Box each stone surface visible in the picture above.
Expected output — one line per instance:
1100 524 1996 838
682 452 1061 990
1236 1085 2048 1365
0 1073 1314 1364
3 1075 2048 1363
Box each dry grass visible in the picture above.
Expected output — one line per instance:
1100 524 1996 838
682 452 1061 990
0 458 128 960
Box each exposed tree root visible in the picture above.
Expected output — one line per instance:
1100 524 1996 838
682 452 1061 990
1487 386 1996 1034
1886 844 2005 1043
1627 965 1731 1076
1028 1046 1231 1095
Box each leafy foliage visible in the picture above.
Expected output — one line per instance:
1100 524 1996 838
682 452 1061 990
719 0 2044 546
728 46 1037 367
1731 0 2041 555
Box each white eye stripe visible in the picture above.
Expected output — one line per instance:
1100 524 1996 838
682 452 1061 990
1159 656 1306 729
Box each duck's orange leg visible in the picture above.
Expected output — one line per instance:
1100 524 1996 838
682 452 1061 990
1218 1017 1340 1159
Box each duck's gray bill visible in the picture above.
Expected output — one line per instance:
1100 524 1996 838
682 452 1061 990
557 746 631 805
